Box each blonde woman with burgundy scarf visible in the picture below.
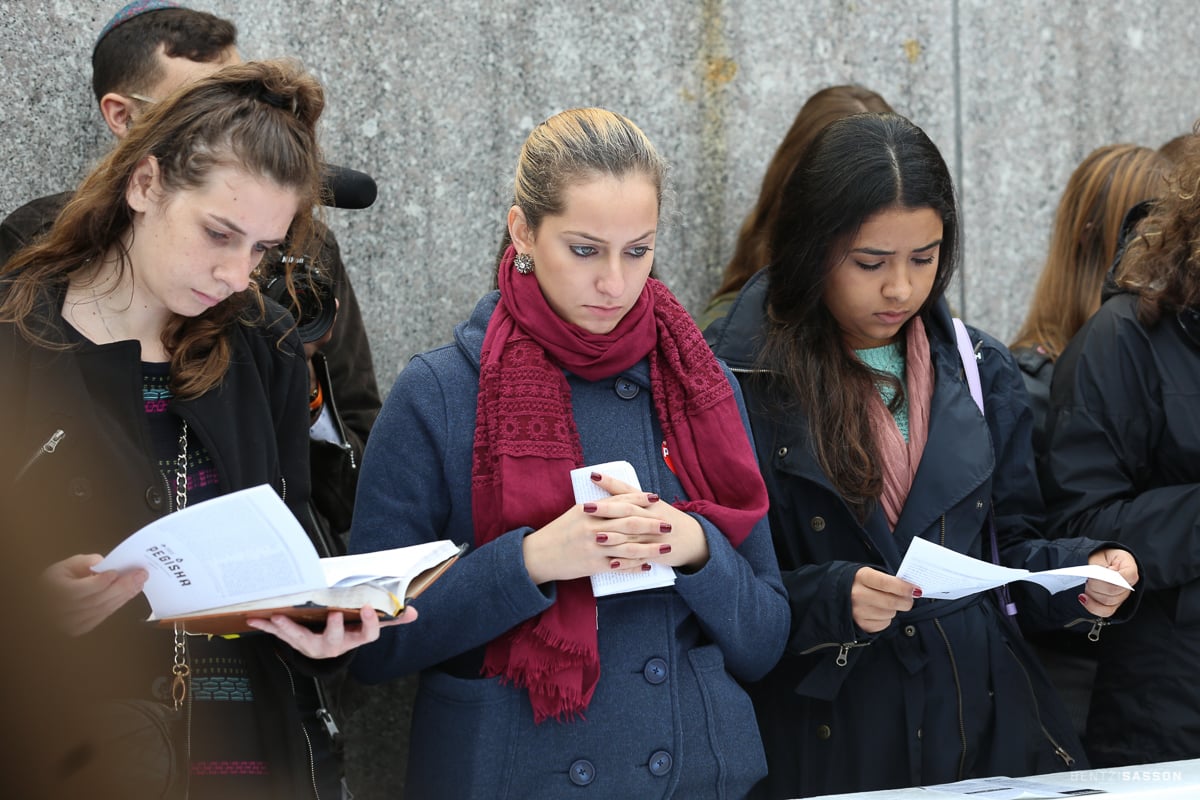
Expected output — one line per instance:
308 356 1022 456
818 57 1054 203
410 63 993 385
706 113 1140 800
348 108 789 799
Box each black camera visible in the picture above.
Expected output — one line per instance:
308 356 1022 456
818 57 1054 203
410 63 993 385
261 254 338 343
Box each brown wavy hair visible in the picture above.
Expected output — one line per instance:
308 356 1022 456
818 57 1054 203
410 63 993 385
1 59 325 398
711 85 893 302
1011 144 1169 359
1117 122 1200 324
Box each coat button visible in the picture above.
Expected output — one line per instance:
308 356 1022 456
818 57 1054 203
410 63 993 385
647 750 673 776
976 500 985 510
810 516 826 532
614 377 639 400
643 657 668 685
904 625 916 637
816 724 832 740
569 759 595 786
145 485 165 511
69 477 92 500
777 446 788 458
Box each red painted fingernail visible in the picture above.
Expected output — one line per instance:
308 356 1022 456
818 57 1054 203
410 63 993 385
582 502 597 513
641 563 652 571
591 472 602 481
912 588 923 598
610 560 622 569
647 493 660 502
659 544 672 554
1078 594 1088 605
660 522 672 533
596 533 608 543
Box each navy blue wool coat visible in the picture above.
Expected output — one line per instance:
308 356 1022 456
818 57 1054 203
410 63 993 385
350 291 789 800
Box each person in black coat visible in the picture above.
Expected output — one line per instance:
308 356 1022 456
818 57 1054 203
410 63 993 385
1041 130 1200 768
706 112 1140 799
0 60 409 800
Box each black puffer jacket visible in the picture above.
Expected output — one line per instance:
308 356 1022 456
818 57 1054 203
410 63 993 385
1042 288 1200 767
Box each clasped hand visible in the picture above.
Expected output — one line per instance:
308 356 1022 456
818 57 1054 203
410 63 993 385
522 472 708 585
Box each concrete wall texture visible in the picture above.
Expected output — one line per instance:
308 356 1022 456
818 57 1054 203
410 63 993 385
2 1 1196 796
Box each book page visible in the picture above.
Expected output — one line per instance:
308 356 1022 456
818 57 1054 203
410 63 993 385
95 484 326 618
320 540 464 587
572 461 677 597
897 537 1133 600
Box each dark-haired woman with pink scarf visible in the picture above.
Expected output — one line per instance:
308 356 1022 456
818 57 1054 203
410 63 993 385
348 108 788 800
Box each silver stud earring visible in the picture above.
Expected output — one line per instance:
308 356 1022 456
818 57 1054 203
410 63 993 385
514 253 534 275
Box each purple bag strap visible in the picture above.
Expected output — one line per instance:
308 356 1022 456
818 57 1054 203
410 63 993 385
952 318 1018 617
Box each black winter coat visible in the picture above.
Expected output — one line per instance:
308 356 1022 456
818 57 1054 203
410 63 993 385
707 272 1129 798
0 286 340 799
1042 290 1200 767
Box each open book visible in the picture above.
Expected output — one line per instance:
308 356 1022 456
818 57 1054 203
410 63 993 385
95 484 463 634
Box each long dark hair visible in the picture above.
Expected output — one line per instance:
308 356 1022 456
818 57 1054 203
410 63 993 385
761 112 959 518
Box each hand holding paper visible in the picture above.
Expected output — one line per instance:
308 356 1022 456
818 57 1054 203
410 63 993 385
896 537 1134 601
572 462 676 597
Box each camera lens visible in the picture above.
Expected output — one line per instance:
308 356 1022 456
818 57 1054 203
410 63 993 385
262 256 337 343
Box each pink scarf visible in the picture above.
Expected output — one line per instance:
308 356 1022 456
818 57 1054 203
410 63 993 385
866 317 934 529
472 247 769 722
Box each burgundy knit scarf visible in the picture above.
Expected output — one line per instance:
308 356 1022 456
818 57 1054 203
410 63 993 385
471 247 769 723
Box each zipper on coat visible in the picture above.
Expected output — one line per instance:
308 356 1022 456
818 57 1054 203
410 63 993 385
276 650 322 799
1062 616 1107 642
799 640 871 666
14 429 65 483
1005 642 1076 768
933 618 969 780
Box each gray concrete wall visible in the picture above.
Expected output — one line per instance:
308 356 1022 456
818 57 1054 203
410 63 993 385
2 1 1197 797
4 2 1197 382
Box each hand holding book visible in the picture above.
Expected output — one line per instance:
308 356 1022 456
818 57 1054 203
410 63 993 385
95 485 462 636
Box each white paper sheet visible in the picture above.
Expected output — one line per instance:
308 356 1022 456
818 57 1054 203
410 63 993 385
571 461 676 597
896 536 1133 600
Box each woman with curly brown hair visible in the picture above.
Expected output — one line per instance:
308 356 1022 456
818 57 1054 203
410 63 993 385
1042 129 1200 768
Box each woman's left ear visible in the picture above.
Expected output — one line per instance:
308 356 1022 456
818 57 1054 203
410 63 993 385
507 205 534 252
126 156 162 213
